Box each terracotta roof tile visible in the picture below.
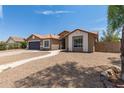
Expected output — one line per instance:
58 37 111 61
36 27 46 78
33 34 59 39
10 36 25 42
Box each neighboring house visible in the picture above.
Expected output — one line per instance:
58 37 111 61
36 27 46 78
6 36 25 44
59 29 98 52
26 34 60 50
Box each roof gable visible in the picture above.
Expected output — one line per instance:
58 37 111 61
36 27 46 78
64 29 98 38
58 31 70 39
6 36 25 43
26 34 41 41
58 31 70 36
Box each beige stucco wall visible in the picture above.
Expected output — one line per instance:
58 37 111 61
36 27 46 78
51 44 59 50
7 38 15 43
51 39 60 50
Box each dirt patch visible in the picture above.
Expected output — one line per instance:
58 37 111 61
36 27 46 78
14 62 111 88
0 52 120 87
0 49 24 53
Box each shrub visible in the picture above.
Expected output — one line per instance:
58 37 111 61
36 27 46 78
7 43 21 49
20 42 27 49
0 42 27 50
0 42 6 50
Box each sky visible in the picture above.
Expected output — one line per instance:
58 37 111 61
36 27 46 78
0 5 108 41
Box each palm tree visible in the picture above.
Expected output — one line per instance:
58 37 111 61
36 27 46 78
108 5 124 80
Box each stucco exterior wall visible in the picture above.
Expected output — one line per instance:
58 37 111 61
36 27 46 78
7 38 15 43
51 44 59 50
68 30 88 52
51 39 60 50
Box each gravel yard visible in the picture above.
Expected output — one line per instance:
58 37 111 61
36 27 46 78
0 51 121 88
0 49 24 53
0 51 49 65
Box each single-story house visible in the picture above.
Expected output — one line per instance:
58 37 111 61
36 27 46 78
26 34 60 50
59 29 98 52
26 29 98 52
6 36 25 44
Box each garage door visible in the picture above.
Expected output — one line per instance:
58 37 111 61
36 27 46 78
29 41 40 50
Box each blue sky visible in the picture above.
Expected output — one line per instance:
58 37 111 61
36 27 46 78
0 5 107 41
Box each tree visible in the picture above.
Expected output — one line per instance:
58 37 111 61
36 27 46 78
100 30 120 42
108 5 124 80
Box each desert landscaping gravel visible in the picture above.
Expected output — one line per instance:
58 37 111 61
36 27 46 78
0 49 23 53
0 52 121 87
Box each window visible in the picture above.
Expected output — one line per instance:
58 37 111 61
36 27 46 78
73 36 83 47
43 40 50 48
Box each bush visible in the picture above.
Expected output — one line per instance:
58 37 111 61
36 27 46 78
0 42 7 50
7 43 21 49
20 42 27 49
0 42 27 51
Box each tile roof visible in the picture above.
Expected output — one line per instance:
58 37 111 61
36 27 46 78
33 34 59 39
58 30 70 36
27 29 98 40
10 36 25 42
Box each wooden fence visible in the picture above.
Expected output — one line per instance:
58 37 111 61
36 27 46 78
95 42 121 53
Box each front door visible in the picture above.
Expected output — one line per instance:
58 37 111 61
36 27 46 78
72 36 83 52
61 39 65 49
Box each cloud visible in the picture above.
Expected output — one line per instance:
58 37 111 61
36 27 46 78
35 10 74 15
90 27 106 31
94 17 107 23
0 5 3 19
